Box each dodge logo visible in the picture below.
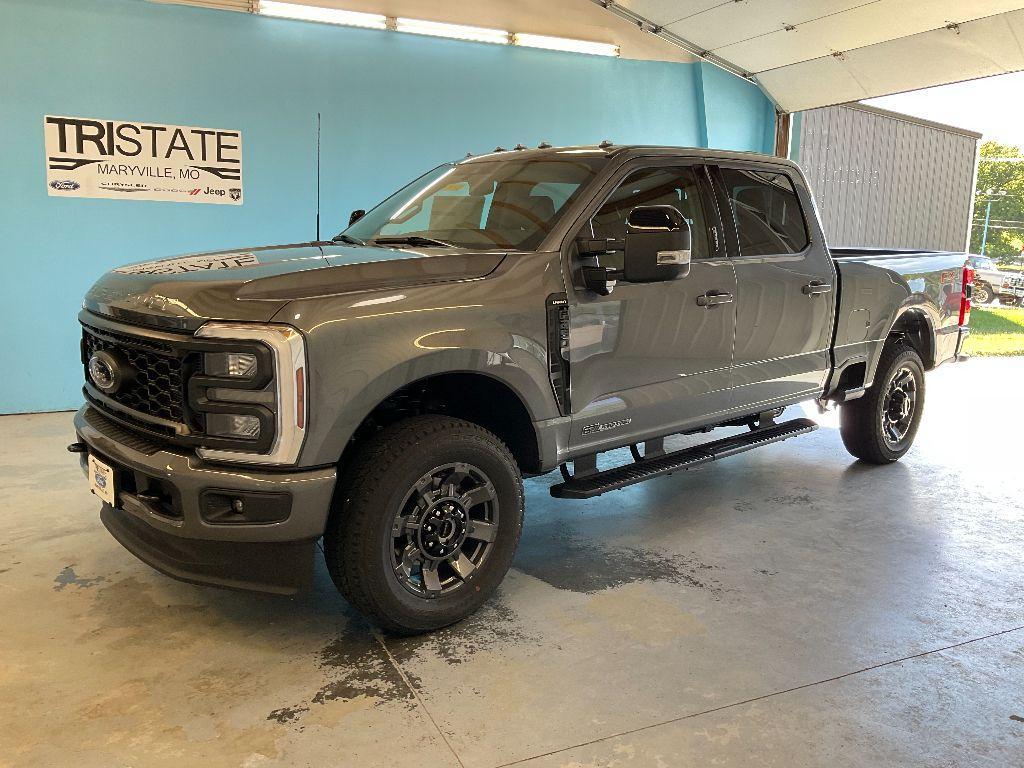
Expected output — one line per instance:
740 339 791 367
88 350 127 394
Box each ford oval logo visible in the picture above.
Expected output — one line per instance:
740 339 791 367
88 351 122 394
50 180 81 191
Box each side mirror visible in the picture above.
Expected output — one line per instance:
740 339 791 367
622 205 691 283
349 209 366 226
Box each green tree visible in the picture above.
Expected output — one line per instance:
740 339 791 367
971 141 1024 265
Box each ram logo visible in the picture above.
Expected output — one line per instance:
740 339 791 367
581 417 631 436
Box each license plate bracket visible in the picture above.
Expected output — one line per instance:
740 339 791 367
88 454 116 506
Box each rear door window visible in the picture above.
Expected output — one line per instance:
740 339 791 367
720 168 809 256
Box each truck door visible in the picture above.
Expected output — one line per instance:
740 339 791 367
709 163 837 410
565 161 737 453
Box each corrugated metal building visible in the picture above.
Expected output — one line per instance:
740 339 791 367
793 103 980 252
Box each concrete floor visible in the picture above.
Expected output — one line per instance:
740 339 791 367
1 358 1022 768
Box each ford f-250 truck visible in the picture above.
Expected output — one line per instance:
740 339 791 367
70 145 973 634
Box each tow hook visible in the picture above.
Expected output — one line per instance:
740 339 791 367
67 442 88 454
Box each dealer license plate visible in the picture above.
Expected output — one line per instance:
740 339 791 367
88 454 116 505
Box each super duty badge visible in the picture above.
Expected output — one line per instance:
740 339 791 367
581 418 632 436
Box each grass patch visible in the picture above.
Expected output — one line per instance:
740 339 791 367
964 307 1024 356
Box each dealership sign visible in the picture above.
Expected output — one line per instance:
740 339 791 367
44 115 243 205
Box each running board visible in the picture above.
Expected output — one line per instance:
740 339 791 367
550 418 818 499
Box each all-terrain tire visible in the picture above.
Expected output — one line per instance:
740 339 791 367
324 415 524 635
839 341 925 464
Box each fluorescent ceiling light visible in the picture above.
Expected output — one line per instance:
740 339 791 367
513 33 619 57
255 5 621 56
396 18 509 45
258 1 386 30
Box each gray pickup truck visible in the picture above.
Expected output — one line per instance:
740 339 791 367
71 145 973 633
966 254 1024 306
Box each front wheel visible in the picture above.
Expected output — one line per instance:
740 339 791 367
839 341 925 464
973 283 993 305
324 416 524 634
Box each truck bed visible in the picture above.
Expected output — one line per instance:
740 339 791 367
828 246 969 392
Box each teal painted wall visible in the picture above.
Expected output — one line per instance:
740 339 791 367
694 63 777 153
0 0 774 413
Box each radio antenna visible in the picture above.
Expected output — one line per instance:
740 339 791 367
315 111 321 242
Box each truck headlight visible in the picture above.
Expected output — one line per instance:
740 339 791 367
191 323 307 466
206 413 262 440
204 351 258 378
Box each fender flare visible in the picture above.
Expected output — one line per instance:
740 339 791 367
301 347 557 467
867 304 936 385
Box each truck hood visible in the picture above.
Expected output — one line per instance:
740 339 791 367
83 242 507 331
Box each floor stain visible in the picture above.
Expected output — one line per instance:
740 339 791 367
513 523 722 596
388 596 538 674
266 625 414 727
1010 714 1024 723
53 564 105 591
266 703 309 725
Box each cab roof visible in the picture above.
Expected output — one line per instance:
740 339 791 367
459 143 796 169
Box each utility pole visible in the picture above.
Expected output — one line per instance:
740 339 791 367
979 188 1007 256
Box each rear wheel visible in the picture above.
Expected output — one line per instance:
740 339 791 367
324 415 524 634
839 341 925 464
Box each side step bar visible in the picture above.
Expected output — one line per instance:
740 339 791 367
550 417 818 499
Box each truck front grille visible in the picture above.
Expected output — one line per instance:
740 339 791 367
81 325 195 427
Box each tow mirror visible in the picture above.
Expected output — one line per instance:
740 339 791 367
349 209 366 226
622 205 691 282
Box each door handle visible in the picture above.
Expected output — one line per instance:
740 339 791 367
802 280 832 296
696 291 734 307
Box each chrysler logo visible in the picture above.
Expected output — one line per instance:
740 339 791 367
88 350 126 394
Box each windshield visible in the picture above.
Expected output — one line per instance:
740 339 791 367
971 256 997 270
341 155 605 250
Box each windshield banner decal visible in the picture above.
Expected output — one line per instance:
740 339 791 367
44 115 243 205
113 252 259 275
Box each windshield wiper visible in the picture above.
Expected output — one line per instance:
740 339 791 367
331 233 367 246
372 235 455 248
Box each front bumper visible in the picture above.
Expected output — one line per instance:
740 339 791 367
75 406 337 594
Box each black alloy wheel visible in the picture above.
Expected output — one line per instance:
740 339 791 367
391 462 499 597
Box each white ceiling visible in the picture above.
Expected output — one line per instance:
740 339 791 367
159 0 1024 111
615 0 1024 110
